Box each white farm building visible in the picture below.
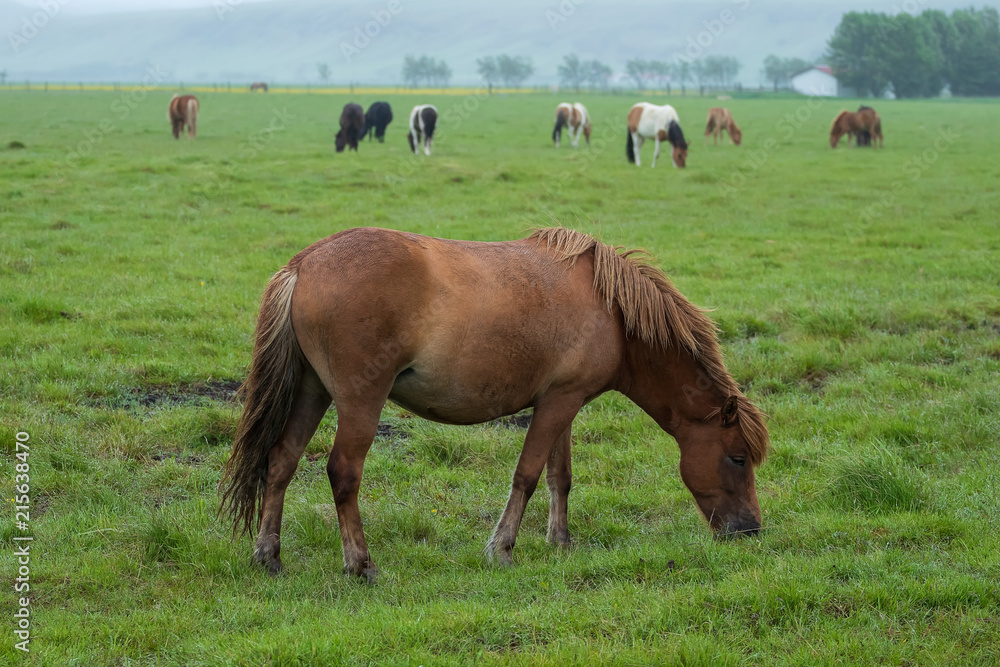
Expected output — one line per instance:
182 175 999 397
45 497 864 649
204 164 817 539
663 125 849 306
790 65 842 97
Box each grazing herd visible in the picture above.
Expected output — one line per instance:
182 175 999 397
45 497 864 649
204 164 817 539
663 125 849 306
165 93 884 164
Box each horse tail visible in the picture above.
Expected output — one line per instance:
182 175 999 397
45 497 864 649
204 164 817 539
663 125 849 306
220 264 303 536
187 97 198 137
553 108 567 144
874 115 883 146
626 130 635 163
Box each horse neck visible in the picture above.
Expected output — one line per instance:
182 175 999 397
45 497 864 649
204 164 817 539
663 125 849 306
617 338 726 437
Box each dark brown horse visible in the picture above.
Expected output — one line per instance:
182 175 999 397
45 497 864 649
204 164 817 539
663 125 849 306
335 103 365 152
705 107 742 146
221 227 769 581
830 106 883 148
168 94 199 139
250 82 269 92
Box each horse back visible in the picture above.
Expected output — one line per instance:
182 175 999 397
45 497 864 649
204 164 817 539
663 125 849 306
288 228 623 418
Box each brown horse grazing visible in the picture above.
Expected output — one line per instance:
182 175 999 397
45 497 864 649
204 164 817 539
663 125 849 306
250 82 269 92
220 227 769 581
335 103 365 153
830 106 883 148
705 107 742 146
168 94 199 139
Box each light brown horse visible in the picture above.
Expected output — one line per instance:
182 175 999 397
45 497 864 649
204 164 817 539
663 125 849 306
705 107 742 146
221 227 769 581
830 106 882 148
168 94 199 139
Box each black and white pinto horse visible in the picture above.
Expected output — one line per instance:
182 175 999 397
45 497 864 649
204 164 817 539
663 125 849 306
626 102 689 168
364 101 393 143
552 102 591 148
408 104 438 155
335 103 365 153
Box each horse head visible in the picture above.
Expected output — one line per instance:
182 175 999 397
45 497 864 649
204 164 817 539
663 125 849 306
667 120 689 168
675 396 763 538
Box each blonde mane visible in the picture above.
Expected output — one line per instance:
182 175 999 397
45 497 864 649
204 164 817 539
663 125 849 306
529 227 769 464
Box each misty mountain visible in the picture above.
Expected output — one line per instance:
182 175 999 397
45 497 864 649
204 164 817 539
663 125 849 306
0 0 988 85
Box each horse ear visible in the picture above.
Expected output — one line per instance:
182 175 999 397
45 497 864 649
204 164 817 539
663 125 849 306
721 396 739 427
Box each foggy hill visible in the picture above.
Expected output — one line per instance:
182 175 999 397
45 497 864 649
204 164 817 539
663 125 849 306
0 0 989 86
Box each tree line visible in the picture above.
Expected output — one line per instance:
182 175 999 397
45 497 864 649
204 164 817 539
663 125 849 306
828 7 1000 97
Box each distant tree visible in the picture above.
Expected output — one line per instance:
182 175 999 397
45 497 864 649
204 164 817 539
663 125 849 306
477 56 500 90
763 55 793 91
946 7 1000 95
691 59 708 94
431 59 452 87
583 59 612 90
316 62 330 83
765 56 812 90
496 55 533 88
648 60 673 90
402 55 422 86
402 55 452 87
674 60 691 95
625 59 647 90
0 70 7 86
879 12 944 97
827 12 892 96
557 54 585 92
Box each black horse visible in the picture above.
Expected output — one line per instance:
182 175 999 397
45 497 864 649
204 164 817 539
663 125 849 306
335 103 365 152
363 101 393 143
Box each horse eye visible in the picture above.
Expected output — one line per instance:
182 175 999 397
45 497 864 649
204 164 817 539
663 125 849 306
728 456 746 467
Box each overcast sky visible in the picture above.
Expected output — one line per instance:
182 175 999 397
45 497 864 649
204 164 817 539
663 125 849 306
16 0 273 13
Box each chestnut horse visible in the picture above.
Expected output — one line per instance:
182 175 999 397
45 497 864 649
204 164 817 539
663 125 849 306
167 94 199 139
626 102 689 168
830 106 882 148
705 107 742 146
552 102 591 148
221 227 769 581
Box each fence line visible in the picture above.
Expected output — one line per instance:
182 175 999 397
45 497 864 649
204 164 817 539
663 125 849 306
0 82 704 96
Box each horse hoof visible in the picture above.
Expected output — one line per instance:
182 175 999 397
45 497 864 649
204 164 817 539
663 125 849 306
344 561 379 584
267 559 284 577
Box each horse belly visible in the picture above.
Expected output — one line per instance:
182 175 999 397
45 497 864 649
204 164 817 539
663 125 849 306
388 307 616 425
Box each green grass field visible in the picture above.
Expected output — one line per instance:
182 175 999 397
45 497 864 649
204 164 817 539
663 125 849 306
1 89 999 666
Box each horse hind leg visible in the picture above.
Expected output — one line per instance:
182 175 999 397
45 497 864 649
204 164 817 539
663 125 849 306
487 397 581 565
253 367 332 575
327 399 384 582
545 424 572 547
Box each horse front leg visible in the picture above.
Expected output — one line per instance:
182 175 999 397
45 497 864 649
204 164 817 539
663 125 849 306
487 397 581 565
652 137 661 168
253 369 331 575
545 424 572 547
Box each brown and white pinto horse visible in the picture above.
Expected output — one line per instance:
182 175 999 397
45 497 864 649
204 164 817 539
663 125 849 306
220 227 769 581
830 106 883 148
250 82 269 92
408 104 438 155
705 107 742 146
626 102 689 168
167 94 199 139
552 102 591 148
